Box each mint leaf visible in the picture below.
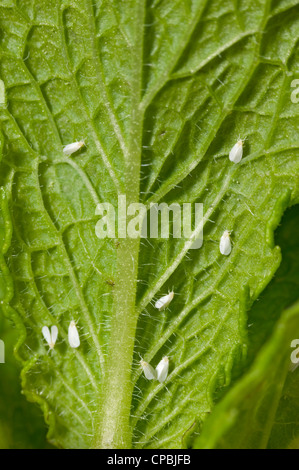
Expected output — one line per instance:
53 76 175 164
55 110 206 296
193 300 299 449
0 0 299 449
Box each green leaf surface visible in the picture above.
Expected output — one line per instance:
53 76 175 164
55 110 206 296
0 0 299 449
193 300 299 449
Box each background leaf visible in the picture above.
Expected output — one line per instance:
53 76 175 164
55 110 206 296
0 0 299 449
268 364 299 449
193 300 299 449
0 317 49 449
248 205 299 365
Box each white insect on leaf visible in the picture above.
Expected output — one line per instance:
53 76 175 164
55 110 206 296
0 79 6 106
219 230 232 256
156 356 169 383
42 325 58 350
229 139 244 164
68 320 80 348
63 140 85 156
140 359 157 380
155 291 174 311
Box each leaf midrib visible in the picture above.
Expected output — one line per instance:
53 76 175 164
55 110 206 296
93 0 146 449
